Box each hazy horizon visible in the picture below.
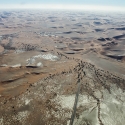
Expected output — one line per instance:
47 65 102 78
1 0 125 6
0 4 125 12
0 0 125 12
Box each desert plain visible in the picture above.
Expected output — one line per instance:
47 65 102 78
0 10 125 125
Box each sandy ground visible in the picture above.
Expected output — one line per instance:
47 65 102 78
0 10 125 125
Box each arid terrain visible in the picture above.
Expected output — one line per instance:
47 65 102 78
0 10 125 125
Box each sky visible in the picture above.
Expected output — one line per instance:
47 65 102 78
0 0 125 6
0 0 125 11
